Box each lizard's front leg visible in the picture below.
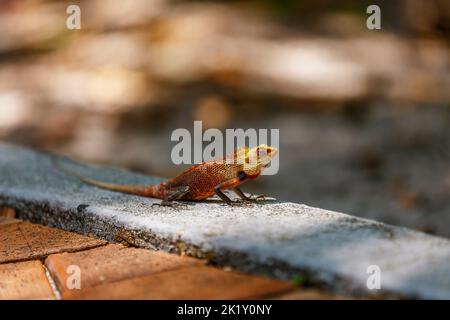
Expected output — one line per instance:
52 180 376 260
233 187 266 202
214 178 245 206
214 187 234 205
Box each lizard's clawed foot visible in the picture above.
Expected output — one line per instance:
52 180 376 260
220 200 244 207
248 194 267 201
227 196 267 207
224 200 254 207
237 194 267 203
232 188 267 203
152 200 188 209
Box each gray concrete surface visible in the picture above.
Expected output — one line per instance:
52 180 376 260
1 143 450 299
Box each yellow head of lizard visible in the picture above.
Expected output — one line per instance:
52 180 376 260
235 144 278 175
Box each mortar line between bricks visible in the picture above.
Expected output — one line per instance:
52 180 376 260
44 264 61 300
17 223 34 256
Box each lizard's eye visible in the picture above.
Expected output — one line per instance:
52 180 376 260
257 147 270 157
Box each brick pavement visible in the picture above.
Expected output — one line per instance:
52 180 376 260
0 207 342 300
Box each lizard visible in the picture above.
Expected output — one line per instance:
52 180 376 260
55 144 278 206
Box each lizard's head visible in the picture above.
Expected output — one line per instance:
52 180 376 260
241 144 278 175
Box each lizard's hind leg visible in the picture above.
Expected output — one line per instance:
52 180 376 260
152 186 190 208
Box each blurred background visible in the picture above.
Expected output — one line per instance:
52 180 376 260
0 0 449 236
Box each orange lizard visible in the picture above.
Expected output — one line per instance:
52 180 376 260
56 144 278 206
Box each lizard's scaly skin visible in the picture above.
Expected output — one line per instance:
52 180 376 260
58 145 277 204
154 161 256 200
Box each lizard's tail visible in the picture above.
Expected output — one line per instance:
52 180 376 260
53 157 153 197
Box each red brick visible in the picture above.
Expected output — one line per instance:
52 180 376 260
45 244 204 293
0 221 106 264
0 216 21 226
0 207 19 226
63 266 294 299
0 260 55 300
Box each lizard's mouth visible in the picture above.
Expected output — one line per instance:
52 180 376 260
243 145 278 169
267 147 278 157
259 146 278 165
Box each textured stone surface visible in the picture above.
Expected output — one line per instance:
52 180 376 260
62 266 294 300
0 260 55 299
45 244 204 294
1 143 450 299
